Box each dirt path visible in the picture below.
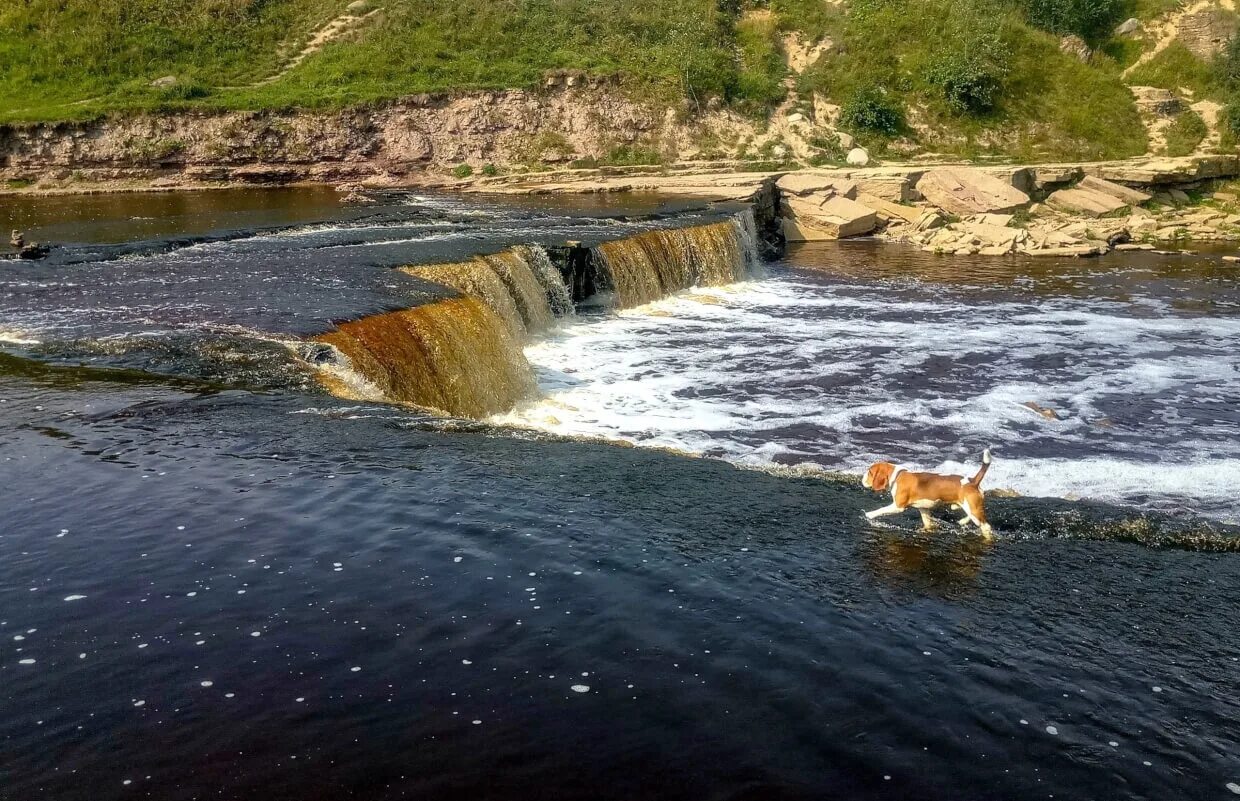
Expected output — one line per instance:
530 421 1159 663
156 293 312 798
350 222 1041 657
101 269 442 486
253 2 384 87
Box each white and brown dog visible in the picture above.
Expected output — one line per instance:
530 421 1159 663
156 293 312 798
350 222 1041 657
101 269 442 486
862 450 994 539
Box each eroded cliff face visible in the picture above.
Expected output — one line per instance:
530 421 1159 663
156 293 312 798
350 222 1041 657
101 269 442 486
0 85 755 187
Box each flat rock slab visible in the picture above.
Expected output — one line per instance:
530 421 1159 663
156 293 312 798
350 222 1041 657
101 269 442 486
1047 187 1129 218
857 192 921 223
777 172 858 198
915 168 1030 216
782 195 878 240
1078 175 1152 206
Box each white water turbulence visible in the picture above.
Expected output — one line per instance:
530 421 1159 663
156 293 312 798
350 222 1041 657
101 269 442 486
498 255 1240 523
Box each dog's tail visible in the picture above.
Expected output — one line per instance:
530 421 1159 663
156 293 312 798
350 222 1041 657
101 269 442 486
969 448 992 486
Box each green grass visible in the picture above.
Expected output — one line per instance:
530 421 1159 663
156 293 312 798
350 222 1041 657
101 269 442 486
0 0 787 123
1163 108 1208 155
1125 41 1215 95
790 0 1146 160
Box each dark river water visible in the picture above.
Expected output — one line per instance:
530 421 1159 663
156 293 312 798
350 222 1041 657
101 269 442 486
1 189 1238 801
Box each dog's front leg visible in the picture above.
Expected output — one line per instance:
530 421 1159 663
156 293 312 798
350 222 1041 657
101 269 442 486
865 503 904 521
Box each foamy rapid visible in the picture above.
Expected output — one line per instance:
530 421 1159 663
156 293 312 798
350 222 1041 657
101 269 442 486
497 272 1240 522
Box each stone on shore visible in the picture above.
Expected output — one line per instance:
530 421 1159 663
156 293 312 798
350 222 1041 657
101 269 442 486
857 192 921 223
1077 175 1152 206
915 167 1031 216
846 148 870 167
782 195 878 240
776 173 858 199
1047 187 1130 218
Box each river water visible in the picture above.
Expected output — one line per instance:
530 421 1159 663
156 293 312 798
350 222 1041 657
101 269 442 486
1 190 1238 801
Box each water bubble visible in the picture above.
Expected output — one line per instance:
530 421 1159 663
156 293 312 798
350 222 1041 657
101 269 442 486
350 666 361 672
472 719 482 725
570 684 590 693
1045 725 1058 735
200 680 213 687
1226 782 1240 795
462 659 472 665
1152 686 1163 693
18 659 35 665
63 595 87 601
133 700 145 707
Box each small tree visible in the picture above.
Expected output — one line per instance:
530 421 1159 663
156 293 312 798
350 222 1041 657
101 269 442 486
839 86 904 135
1020 0 1125 43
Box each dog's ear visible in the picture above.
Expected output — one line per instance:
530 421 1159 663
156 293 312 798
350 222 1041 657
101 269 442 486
869 462 894 491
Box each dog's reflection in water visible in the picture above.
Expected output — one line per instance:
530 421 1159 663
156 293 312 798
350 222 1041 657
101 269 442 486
858 527 993 598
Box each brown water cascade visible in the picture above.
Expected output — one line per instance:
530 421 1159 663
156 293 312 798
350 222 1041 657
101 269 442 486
595 217 758 308
313 296 535 418
309 214 762 418
402 260 528 341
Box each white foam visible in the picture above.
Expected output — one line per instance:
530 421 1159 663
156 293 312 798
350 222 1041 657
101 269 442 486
496 272 1240 521
63 595 86 602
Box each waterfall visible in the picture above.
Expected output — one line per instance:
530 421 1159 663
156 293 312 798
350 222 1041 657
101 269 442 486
307 213 763 417
518 244 575 318
402 260 527 341
593 214 761 309
482 251 555 335
313 297 536 418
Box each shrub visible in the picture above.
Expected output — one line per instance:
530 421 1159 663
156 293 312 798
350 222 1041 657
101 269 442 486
1215 35 1240 89
839 86 904 135
1164 109 1208 156
1223 99 1240 137
1019 0 1126 43
481 163 498 177
452 164 474 179
927 51 1007 115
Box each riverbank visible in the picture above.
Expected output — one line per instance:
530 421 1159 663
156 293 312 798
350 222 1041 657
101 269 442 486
9 155 1240 260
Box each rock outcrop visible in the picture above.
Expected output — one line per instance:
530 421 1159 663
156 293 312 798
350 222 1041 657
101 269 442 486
914 168 1031 215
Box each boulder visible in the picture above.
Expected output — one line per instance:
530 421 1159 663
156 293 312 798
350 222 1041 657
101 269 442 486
857 192 922 223
846 147 870 167
966 213 1015 227
1078 175 1152 206
1046 187 1129 218
915 167 1031 216
1059 35 1091 62
781 195 878 240
776 173 858 198
1035 166 1083 188
1115 18 1142 36
836 131 856 150
913 210 947 231
150 75 177 88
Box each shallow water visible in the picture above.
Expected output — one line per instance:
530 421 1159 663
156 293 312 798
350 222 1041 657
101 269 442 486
503 240 1240 522
2 193 1239 801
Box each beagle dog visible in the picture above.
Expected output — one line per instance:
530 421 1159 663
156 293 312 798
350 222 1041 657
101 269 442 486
862 449 994 539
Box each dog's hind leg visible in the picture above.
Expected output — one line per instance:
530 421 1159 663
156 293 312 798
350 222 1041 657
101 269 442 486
918 509 938 531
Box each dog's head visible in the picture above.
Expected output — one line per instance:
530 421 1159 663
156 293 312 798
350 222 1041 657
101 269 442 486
862 462 897 492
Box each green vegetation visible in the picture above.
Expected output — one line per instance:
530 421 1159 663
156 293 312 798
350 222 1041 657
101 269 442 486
452 164 474 179
794 0 1146 160
0 0 789 123
1126 41 1215 95
1016 0 1126 43
839 87 905 136
1163 109 1208 156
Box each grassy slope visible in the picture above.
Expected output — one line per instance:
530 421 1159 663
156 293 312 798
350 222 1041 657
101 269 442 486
786 0 1147 161
0 0 785 122
1 0 1228 163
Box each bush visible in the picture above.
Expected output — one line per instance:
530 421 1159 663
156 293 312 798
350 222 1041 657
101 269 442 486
839 86 904 135
1019 0 1125 43
1215 35 1240 89
927 51 1007 115
1224 99 1240 137
1164 109 1208 156
480 163 498 177
452 164 474 179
